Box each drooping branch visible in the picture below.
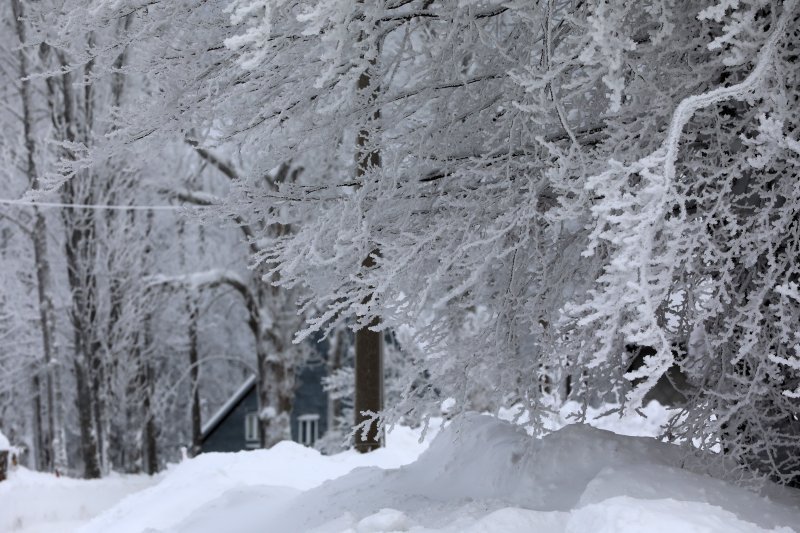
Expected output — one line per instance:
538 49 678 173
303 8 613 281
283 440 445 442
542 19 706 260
184 137 281 191
148 269 261 339
184 138 240 183
161 188 261 257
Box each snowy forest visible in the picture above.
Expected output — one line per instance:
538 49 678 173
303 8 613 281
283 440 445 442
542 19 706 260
1 0 799 531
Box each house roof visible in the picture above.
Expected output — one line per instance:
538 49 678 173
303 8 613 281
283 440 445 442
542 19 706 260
200 374 257 440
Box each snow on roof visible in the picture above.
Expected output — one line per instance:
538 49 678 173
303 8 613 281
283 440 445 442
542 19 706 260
201 375 257 439
0 429 9 450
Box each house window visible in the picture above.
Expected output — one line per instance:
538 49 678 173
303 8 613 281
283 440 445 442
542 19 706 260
297 414 320 446
244 412 259 444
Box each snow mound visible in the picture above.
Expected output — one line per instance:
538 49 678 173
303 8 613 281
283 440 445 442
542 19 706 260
403 414 685 510
0 429 10 451
79 421 441 533
64 414 800 533
166 414 799 533
569 496 788 533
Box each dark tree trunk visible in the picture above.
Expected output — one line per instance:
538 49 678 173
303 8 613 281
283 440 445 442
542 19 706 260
353 24 384 452
29 368 45 470
137 311 158 475
73 352 101 478
63 175 102 479
188 301 202 456
144 376 158 476
0 450 8 482
354 318 383 452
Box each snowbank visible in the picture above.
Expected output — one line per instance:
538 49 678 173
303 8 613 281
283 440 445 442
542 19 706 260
78 420 442 533
8 411 800 533
81 414 799 533
228 415 798 532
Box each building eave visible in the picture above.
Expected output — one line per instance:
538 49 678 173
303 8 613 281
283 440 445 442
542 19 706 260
200 374 257 441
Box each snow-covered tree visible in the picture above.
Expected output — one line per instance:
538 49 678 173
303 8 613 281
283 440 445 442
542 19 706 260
1 0 264 475
224 0 800 485
42 0 323 448
5 0 797 488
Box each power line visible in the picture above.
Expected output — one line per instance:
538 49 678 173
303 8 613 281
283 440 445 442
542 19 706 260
0 198 210 211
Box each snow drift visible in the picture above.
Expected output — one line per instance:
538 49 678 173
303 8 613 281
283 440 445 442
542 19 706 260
79 414 800 533
77 421 440 533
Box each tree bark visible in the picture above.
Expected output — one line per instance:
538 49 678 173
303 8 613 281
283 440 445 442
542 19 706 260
354 317 383 452
143 359 158 475
62 176 102 479
256 286 296 448
51 46 103 479
353 17 384 452
11 0 59 472
188 300 202 456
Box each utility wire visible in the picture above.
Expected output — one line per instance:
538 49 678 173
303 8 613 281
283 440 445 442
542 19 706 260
0 198 210 211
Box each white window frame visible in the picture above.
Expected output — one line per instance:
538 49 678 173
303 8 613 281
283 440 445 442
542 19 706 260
244 412 259 444
297 414 320 446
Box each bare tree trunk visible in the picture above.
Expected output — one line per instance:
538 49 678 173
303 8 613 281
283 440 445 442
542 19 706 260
260 319 292 447
62 174 102 479
256 287 295 448
11 0 59 472
327 327 347 431
188 300 202 456
257 359 295 447
47 43 104 478
51 365 67 473
141 210 158 475
130 308 158 475
143 358 158 475
63 192 102 479
29 367 45 470
73 351 101 478
353 22 384 452
354 317 383 452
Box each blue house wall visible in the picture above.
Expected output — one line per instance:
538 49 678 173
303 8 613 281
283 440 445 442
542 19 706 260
201 380 260 453
201 355 330 452
290 358 329 442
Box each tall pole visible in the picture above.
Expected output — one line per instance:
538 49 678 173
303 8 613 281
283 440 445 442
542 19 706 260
353 15 384 452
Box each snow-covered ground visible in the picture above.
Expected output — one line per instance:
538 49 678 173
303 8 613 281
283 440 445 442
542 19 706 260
3 404 799 533
1 421 440 533
0 468 157 533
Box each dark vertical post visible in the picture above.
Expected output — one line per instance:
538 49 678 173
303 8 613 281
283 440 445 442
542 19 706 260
354 303 383 451
353 18 384 451
188 300 202 456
